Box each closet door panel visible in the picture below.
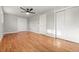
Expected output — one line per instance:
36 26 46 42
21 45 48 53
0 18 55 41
17 17 27 31
46 10 55 36
39 14 46 34
56 10 65 38
29 16 39 33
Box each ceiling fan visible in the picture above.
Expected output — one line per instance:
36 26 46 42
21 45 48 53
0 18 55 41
20 7 35 14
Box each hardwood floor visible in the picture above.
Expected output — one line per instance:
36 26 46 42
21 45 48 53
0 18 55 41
0 31 79 52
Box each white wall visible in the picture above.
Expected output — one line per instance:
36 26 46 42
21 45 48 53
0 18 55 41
56 7 79 43
3 6 79 43
28 9 54 36
28 7 79 43
0 6 4 39
64 7 79 43
4 14 28 34
4 14 17 33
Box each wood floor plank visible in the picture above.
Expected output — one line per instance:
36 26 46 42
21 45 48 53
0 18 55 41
0 31 79 52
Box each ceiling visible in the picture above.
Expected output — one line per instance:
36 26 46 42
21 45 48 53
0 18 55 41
3 6 68 18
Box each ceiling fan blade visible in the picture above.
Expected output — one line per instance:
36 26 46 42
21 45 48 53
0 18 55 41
20 7 35 14
27 8 29 10
29 12 35 14
30 8 33 11
20 7 26 11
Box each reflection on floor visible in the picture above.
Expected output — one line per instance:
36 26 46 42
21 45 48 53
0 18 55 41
0 31 79 52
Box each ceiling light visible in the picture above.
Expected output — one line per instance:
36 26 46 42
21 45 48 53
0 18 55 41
26 12 30 15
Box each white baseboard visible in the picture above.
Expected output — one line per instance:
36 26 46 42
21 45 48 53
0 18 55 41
3 31 20 34
3 30 29 35
0 34 3 41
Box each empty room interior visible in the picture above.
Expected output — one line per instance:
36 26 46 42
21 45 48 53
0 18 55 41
0 6 79 52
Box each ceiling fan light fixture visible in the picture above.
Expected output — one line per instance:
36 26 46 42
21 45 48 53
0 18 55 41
20 7 35 14
25 12 30 15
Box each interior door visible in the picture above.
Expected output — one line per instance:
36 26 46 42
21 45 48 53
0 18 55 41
17 17 27 32
39 14 46 34
56 10 65 38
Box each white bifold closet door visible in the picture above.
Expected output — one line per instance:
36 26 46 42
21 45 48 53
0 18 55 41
56 10 65 39
39 14 46 34
17 17 27 32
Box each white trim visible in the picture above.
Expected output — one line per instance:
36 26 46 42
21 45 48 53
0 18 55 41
3 31 19 34
54 6 75 13
0 34 3 41
3 30 29 35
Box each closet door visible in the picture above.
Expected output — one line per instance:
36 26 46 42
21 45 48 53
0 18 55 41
17 17 27 32
29 16 39 33
56 10 65 39
46 10 55 36
39 14 46 34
